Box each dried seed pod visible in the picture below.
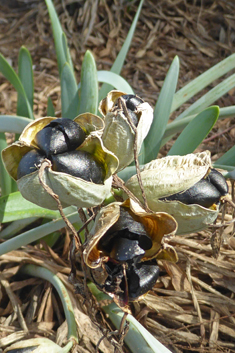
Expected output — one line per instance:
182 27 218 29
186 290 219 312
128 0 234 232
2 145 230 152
83 200 177 310
99 90 153 171
125 151 222 234
2 115 118 210
34 117 86 156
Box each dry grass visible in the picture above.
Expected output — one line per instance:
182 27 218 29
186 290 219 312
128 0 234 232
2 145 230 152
1 0 235 352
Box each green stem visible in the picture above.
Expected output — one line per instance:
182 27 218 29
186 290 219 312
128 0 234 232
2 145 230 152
88 283 172 353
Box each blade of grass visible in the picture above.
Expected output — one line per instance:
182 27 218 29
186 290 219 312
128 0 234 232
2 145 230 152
176 73 235 121
44 0 74 75
0 115 31 133
144 56 180 163
78 50 98 115
61 62 79 119
17 46 34 118
171 53 235 112
47 96 55 116
0 54 34 120
0 132 11 196
97 71 134 94
168 106 219 156
99 0 144 100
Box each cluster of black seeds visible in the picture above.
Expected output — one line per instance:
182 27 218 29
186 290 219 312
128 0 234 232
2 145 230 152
160 168 228 208
96 207 159 303
17 118 105 184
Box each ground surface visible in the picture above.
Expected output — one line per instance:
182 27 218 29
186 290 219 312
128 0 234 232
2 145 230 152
1 1 235 352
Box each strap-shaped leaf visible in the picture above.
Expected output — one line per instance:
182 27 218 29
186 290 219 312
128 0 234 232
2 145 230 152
47 97 55 116
176 73 235 121
17 46 34 118
99 0 144 100
61 62 79 118
78 50 98 115
0 54 34 120
144 56 179 163
161 105 235 147
0 115 31 133
0 191 76 223
97 71 134 94
172 53 235 113
44 0 74 75
0 209 79 255
215 145 235 167
0 133 11 196
168 106 219 156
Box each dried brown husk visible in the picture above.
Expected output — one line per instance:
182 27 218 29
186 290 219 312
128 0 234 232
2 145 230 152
2 115 119 210
99 90 153 171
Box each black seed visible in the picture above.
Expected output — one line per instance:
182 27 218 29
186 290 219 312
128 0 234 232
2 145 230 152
110 237 145 263
161 179 221 208
17 149 45 179
51 150 105 184
206 168 228 196
108 207 147 236
121 94 144 111
126 109 139 127
98 207 152 252
127 260 160 300
34 118 86 157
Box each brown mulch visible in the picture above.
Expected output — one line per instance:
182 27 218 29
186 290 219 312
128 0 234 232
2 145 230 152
1 1 235 352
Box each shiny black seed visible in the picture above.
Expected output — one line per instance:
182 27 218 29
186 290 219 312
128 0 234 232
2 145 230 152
206 168 228 196
99 207 152 252
161 179 221 208
110 237 145 263
108 207 147 236
17 149 45 179
51 150 105 184
121 94 144 111
127 260 160 300
126 109 139 127
34 118 86 157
